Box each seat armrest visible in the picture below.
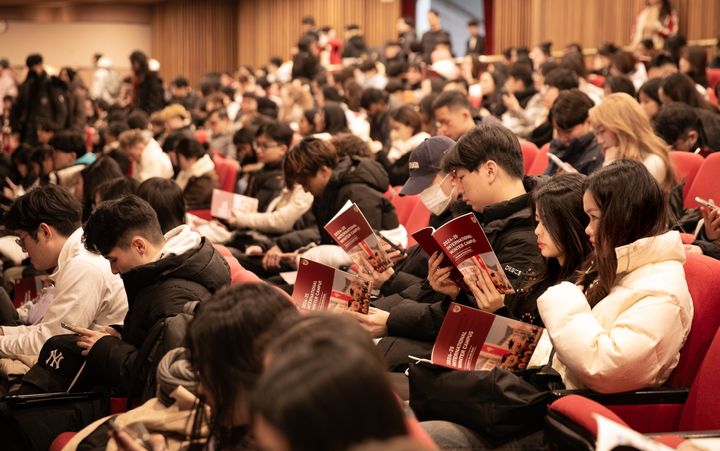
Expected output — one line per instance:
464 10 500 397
3 391 103 407
551 387 689 405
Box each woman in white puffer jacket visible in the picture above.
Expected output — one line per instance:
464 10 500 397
537 159 693 393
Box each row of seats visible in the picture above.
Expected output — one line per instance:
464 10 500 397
521 140 720 209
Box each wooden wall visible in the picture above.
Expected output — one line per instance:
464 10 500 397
492 0 720 54
151 0 238 85
237 0 401 68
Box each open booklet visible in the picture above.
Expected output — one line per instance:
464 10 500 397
412 212 515 294
324 201 392 273
210 189 259 220
422 302 543 372
292 258 372 314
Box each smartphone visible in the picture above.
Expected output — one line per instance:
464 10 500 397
547 153 576 173
695 197 717 210
376 230 407 256
60 322 76 332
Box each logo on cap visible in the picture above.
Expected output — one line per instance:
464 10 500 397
409 162 420 169
46 349 64 370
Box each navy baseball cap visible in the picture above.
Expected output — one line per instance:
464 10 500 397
399 136 456 196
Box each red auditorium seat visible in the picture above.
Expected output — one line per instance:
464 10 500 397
212 154 240 192
404 201 431 247
519 139 539 174
194 129 208 144
587 73 606 88
546 326 720 449
388 186 422 228
527 143 549 175
213 244 262 285
707 68 720 91
684 152 720 209
668 151 704 206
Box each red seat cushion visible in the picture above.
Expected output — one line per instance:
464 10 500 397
49 432 77 451
678 328 720 431
519 139 539 174
550 394 628 436
212 154 239 192
527 147 549 175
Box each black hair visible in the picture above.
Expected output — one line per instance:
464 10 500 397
257 97 279 119
360 88 388 110
612 51 636 75
107 121 130 139
647 53 677 71
129 50 149 75
538 41 553 56
127 110 149 130
256 121 294 148
531 174 591 288
661 73 719 113
81 156 124 216
544 67 579 90
320 102 349 135
37 118 60 133
604 75 636 97
653 102 700 148
233 125 258 146
638 78 663 105
84 194 164 256
389 105 422 135
509 64 533 88
330 133 372 158
50 130 86 157
562 52 587 78
188 284 298 447
431 90 472 113
551 89 594 130
2 185 81 238
664 34 687 64
321 86 344 103
95 177 139 203
301 16 316 26
136 178 186 233
208 108 229 121
253 313 407 451
283 137 338 188
385 78 405 94
442 123 524 179
175 137 207 160
539 61 561 77
597 42 619 57
468 18 479 27
428 8 439 17
580 160 668 307
171 76 190 88
269 56 283 67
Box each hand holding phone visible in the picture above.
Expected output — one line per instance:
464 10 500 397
695 197 717 211
60 322 77 332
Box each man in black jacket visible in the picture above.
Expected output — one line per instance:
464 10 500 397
74 195 230 401
244 121 294 212
544 90 604 175
244 137 399 278
348 124 545 371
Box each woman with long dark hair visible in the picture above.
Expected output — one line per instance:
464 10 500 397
660 72 720 114
461 173 592 327
537 160 693 393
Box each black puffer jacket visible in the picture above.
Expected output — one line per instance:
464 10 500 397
376 177 546 370
316 156 399 244
86 237 230 402
545 133 604 176
245 160 285 213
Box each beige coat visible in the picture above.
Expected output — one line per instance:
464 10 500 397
537 231 693 393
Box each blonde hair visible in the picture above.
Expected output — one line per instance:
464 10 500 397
589 93 676 190
118 129 147 150
159 103 190 121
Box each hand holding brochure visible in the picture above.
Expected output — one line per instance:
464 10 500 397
211 189 259 220
412 212 515 294
324 201 392 273
430 303 543 371
292 258 372 314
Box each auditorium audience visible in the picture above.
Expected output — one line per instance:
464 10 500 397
1 20 719 448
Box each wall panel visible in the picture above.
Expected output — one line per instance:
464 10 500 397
151 0 238 85
237 0 400 68
491 0 720 54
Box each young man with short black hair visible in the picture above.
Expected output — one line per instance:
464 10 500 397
432 90 500 141
545 89 604 175
245 120 294 212
654 102 720 155
348 124 544 370
0 185 127 360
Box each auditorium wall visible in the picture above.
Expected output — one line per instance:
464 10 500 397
492 0 720 54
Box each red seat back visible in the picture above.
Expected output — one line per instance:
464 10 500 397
667 253 720 388
404 201 431 247
587 73 606 88
389 185 423 227
212 154 239 192
526 144 549 175
187 209 212 221
707 68 720 91
194 129 208 144
519 139 539 174
685 152 720 209
679 327 720 431
668 151 704 206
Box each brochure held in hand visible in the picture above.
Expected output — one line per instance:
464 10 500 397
412 212 515 294
324 201 392 273
428 303 543 372
292 258 372 314
211 189 259 220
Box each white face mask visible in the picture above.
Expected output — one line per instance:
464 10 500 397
419 174 454 215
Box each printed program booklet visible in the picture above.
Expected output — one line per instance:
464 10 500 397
428 302 543 372
210 189 259 220
292 258 372 314
324 201 392 273
412 212 515 294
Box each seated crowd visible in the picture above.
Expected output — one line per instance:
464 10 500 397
0 12 718 451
